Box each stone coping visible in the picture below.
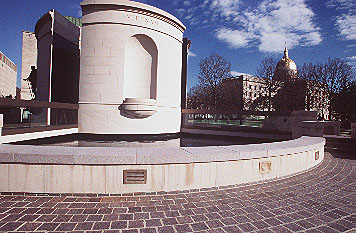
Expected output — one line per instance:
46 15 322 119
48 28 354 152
0 136 325 165
81 0 186 32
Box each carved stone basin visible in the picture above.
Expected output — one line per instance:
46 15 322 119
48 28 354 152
119 98 157 118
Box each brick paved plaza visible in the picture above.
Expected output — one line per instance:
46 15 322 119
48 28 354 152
0 151 354 233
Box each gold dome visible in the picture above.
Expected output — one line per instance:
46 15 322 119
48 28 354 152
276 47 297 71
273 46 298 82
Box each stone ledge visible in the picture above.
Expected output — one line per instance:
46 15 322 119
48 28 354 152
0 136 325 165
0 136 325 194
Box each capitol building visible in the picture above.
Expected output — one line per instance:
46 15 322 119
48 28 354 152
235 46 329 120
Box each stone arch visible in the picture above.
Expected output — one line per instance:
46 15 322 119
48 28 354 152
123 34 158 100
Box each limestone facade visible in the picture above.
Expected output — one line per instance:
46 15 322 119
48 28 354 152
0 51 17 97
241 75 268 110
79 0 186 134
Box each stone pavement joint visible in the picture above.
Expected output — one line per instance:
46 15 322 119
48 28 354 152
0 152 355 232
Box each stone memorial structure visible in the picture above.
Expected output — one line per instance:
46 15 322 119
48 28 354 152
79 0 186 134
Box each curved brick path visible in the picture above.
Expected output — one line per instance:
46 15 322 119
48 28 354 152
0 152 355 233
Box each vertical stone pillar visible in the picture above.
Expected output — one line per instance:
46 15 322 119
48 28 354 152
352 123 356 139
291 110 317 139
0 114 3 143
181 38 190 109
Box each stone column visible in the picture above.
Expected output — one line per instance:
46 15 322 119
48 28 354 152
290 110 317 139
352 123 356 139
0 114 3 143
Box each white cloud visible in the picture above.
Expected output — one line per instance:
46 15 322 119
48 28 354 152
216 28 250 48
188 51 197 57
211 0 240 18
347 56 356 69
302 31 322 45
231 71 252 76
254 0 320 51
172 0 321 53
336 14 356 40
326 0 355 11
258 32 297 53
218 0 321 52
327 0 356 43
176 8 186 17
183 1 191 7
347 61 356 69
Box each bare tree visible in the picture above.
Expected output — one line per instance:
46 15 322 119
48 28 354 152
298 63 324 111
220 77 243 110
195 53 232 109
187 85 206 109
332 80 356 126
298 58 353 120
322 58 353 94
323 58 354 120
255 57 279 111
273 80 306 112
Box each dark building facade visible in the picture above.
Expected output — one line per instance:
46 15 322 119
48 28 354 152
34 10 80 124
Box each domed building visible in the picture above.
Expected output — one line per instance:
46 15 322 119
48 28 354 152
273 46 298 82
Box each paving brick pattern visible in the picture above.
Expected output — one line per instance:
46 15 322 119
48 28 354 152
0 152 355 232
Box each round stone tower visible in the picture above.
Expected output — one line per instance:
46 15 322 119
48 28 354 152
79 0 186 134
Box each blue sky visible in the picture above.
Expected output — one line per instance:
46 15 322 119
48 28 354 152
0 0 355 90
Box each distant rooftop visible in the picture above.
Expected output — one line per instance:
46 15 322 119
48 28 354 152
0 50 17 72
65 16 82 27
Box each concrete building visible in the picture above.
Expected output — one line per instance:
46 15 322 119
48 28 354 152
0 51 17 97
79 0 186 134
21 18 81 101
34 10 80 124
21 31 37 100
241 75 268 110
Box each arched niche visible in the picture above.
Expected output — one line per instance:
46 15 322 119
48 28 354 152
123 34 158 100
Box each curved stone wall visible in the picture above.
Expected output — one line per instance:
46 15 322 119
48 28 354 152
79 0 185 134
0 137 325 194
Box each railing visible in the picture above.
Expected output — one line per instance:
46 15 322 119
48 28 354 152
0 98 78 136
181 109 292 134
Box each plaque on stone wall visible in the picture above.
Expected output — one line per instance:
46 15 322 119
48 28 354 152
315 151 319 160
259 161 272 174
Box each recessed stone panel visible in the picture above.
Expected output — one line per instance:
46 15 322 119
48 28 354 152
259 161 272 174
315 151 319 160
123 170 147 184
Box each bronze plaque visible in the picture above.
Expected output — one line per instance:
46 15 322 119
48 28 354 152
259 161 272 174
315 151 319 160
123 170 147 184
